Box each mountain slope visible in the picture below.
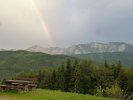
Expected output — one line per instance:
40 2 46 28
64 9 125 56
27 42 133 55
0 51 75 80
72 52 133 66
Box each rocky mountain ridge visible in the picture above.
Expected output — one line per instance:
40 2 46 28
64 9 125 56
27 42 133 55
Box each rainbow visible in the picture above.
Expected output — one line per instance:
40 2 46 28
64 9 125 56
30 0 53 46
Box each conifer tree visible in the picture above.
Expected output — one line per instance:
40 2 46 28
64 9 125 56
113 61 123 80
37 70 44 87
50 70 56 89
104 60 109 68
69 60 78 92
73 65 84 93
59 64 66 91
54 67 61 89
64 59 72 91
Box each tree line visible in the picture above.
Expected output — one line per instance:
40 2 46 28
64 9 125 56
35 59 133 99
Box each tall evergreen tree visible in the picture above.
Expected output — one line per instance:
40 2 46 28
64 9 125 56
69 60 78 92
79 60 94 94
59 64 66 91
113 61 123 80
54 67 61 90
50 70 56 89
73 60 94 94
104 60 109 68
73 65 84 93
64 59 72 91
37 70 44 87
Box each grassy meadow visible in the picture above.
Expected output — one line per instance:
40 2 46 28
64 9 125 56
0 89 116 100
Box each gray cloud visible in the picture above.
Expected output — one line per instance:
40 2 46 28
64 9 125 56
0 0 133 49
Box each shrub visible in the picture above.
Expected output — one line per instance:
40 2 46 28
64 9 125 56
104 83 123 99
96 83 123 99
96 86 104 97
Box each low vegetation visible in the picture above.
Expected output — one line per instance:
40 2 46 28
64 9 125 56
0 89 115 100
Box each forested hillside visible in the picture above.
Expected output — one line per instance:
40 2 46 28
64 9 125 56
0 51 75 80
72 52 133 66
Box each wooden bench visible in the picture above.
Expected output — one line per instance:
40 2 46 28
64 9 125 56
0 85 25 92
0 79 37 92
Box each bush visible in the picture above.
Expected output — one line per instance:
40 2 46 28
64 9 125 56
104 83 123 99
96 83 123 99
96 86 104 97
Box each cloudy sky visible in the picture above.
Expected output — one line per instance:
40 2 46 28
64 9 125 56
0 0 133 49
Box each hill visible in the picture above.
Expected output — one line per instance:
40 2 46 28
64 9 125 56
72 52 133 66
0 51 75 80
0 89 115 100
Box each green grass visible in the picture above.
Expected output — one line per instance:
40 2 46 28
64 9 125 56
0 89 116 100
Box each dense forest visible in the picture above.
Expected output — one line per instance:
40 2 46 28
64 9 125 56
16 59 133 99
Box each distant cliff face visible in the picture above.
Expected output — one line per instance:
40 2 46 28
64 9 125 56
27 42 133 55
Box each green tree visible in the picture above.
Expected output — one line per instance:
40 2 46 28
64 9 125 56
112 61 123 80
120 68 133 93
37 70 45 87
49 70 57 89
59 64 66 91
104 60 109 68
96 67 114 89
69 60 79 92
73 60 95 94
73 65 84 93
64 59 72 91
80 60 95 94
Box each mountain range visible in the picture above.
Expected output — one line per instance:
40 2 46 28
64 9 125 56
27 42 133 55
0 42 133 80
